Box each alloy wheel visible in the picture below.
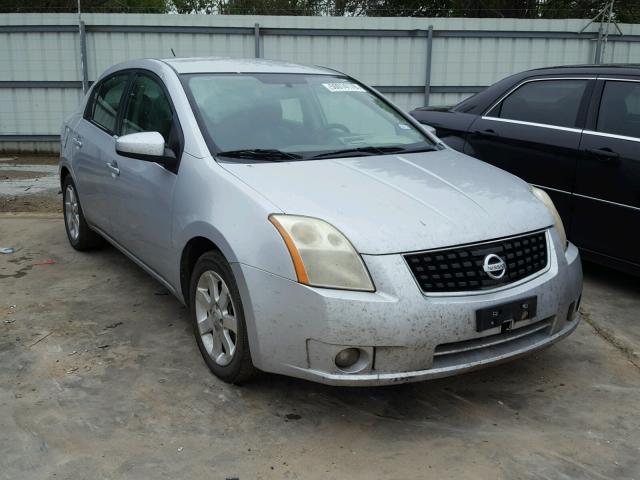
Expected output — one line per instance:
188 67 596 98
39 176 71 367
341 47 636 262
64 185 80 241
194 270 238 366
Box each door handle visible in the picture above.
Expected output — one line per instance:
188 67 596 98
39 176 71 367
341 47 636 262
106 161 120 176
72 137 82 148
585 147 620 164
474 129 499 138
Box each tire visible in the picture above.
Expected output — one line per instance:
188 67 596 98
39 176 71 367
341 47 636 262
62 176 103 251
189 250 256 384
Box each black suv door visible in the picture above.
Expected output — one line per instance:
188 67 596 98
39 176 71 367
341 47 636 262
573 78 640 267
464 77 595 229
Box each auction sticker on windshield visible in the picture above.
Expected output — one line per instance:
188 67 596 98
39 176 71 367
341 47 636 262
323 83 366 93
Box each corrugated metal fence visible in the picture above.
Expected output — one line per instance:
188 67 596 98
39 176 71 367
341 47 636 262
1 13 640 153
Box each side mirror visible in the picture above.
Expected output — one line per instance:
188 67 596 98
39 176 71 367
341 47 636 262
422 124 437 135
116 132 177 168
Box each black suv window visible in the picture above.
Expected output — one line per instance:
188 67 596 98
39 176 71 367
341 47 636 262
89 74 129 133
490 79 588 128
597 80 640 139
121 74 173 141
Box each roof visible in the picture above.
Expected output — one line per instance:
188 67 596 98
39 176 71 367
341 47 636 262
443 63 640 115
524 64 640 76
160 56 336 75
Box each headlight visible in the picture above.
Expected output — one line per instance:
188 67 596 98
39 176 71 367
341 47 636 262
269 214 375 291
531 186 568 251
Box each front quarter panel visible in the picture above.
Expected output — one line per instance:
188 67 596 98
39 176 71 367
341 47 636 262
171 153 299 295
410 109 477 153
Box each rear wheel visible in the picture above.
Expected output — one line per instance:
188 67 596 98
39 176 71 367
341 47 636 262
62 176 103 251
189 251 256 384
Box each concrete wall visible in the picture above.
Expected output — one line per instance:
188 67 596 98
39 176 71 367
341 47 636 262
2 13 640 153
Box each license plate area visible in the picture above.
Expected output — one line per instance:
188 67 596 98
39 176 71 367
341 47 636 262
476 297 537 332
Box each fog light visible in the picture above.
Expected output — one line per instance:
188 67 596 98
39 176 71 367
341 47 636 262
335 348 360 369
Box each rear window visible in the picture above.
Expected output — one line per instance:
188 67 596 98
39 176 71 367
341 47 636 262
488 79 588 128
89 74 129 133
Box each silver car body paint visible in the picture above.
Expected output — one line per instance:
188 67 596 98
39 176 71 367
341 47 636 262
60 57 583 386
116 131 165 157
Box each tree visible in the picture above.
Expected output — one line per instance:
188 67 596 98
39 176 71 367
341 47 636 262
220 0 324 15
170 0 217 13
3 0 639 22
0 0 168 13
346 0 640 20
540 0 640 23
171 0 326 14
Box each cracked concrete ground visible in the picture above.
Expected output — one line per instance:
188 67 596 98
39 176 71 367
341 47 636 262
1 215 639 480
0 156 60 213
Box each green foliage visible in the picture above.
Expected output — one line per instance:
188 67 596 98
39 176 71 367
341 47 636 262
346 0 640 20
219 0 325 15
1 0 168 13
2 0 639 21
169 0 640 20
170 0 217 13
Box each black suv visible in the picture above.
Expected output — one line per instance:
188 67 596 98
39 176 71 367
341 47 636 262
411 65 640 275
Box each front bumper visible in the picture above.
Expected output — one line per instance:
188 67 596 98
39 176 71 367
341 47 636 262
234 228 583 386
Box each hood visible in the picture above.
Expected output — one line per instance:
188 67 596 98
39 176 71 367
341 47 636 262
221 149 553 255
411 105 453 113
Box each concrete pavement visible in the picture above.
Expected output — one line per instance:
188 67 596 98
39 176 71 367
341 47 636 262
1 216 639 480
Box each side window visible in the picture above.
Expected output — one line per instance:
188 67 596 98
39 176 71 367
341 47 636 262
90 74 129 133
597 81 640 139
121 74 173 142
489 79 588 128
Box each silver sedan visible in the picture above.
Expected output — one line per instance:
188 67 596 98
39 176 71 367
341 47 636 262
59 57 582 386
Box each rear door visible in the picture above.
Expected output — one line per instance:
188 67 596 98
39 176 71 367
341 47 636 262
72 72 131 231
109 71 183 280
573 77 640 266
464 77 595 230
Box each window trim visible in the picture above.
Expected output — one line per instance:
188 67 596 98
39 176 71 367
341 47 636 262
589 77 640 141
483 76 596 129
480 116 583 133
84 71 134 136
598 77 640 83
117 69 185 171
583 129 640 143
119 70 176 138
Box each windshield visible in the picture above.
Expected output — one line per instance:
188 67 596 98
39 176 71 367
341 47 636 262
183 73 434 160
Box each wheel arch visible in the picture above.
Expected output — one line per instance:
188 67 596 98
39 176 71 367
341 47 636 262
60 166 71 189
178 225 239 305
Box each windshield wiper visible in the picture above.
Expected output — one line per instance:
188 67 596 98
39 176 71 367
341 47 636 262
310 144 437 160
217 149 302 161
396 144 440 154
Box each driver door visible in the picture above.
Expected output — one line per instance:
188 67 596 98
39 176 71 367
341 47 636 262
72 73 131 232
109 71 183 280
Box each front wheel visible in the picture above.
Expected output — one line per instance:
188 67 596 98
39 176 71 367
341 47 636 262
189 251 256 384
62 176 103 251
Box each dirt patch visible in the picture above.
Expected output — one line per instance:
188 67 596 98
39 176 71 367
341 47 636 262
0 155 60 212
0 155 58 166
0 194 61 213
0 170 49 181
